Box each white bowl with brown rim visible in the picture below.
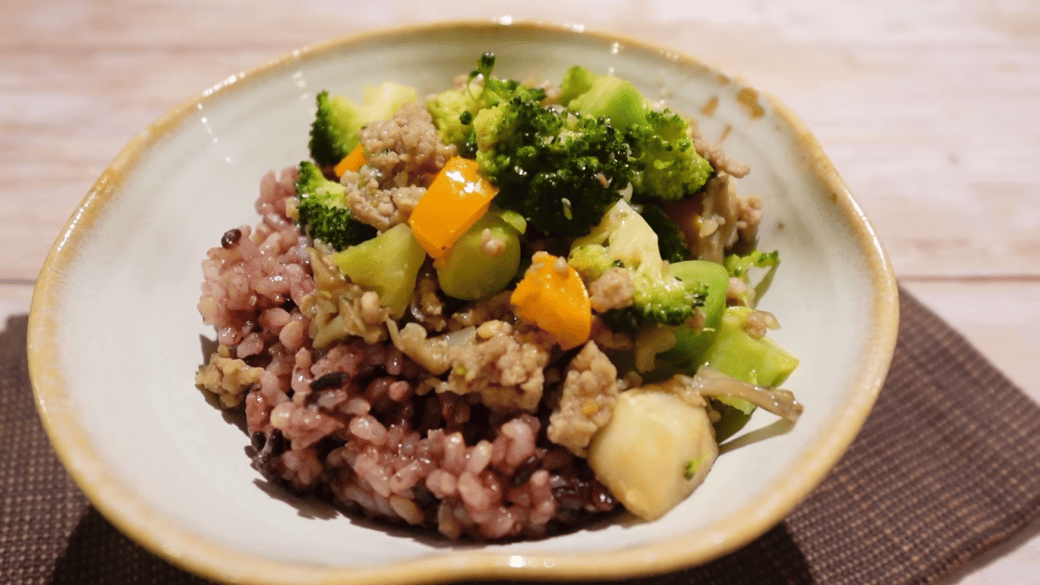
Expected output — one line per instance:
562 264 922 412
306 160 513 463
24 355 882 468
29 19 899 585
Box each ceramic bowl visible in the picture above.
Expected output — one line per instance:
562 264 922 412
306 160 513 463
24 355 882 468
29 20 898 585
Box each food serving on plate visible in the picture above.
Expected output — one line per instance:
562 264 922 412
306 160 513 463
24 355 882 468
195 53 802 541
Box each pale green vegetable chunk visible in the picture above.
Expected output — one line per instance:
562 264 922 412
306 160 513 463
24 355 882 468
436 209 522 300
586 389 718 521
332 223 426 319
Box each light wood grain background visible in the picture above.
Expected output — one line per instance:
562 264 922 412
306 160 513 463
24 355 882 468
4 0 1038 582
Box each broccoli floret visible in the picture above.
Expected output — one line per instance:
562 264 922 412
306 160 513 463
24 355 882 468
308 82 417 167
638 202 690 263
600 281 707 333
563 69 713 201
569 199 706 333
426 53 546 155
308 91 352 167
628 109 713 201
566 244 619 281
426 89 478 154
473 96 632 238
557 65 597 106
294 161 376 250
724 249 780 306
725 249 779 278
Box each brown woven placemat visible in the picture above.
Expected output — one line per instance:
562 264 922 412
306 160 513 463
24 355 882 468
4 288 1040 585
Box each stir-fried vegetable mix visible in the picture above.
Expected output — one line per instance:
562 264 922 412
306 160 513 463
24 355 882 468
292 53 801 521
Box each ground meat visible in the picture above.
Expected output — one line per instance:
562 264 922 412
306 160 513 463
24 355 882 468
300 250 389 347
692 173 741 263
343 168 426 232
447 291 513 330
385 321 461 375
693 135 750 179
362 102 457 185
743 309 780 339
440 323 554 413
727 276 752 307
547 342 619 456
587 267 634 313
389 317 554 414
690 173 764 263
736 194 763 244
195 345 265 407
343 102 457 231
409 267 448 332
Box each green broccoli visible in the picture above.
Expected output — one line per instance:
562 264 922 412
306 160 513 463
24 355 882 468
725 249 780 278
647 259 732 380
308 82 418 167
638 202 690 263
569 199 707 332
468 94 631 238
426 53 546 155
294 161 376 250
562 67 713 201
472 93 633 238
628 109 714 201
557 65 597 106
725 249 780 306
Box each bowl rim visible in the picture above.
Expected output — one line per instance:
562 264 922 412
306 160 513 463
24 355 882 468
28 17 900 585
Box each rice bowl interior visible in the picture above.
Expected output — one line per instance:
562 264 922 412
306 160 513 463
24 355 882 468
28 21 898 585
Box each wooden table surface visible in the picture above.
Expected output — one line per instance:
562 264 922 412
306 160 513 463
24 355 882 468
4 0 1038 582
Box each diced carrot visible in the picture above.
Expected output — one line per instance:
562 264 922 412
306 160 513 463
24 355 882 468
333 144 366 177
510 252 592 350
408 157 498 260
